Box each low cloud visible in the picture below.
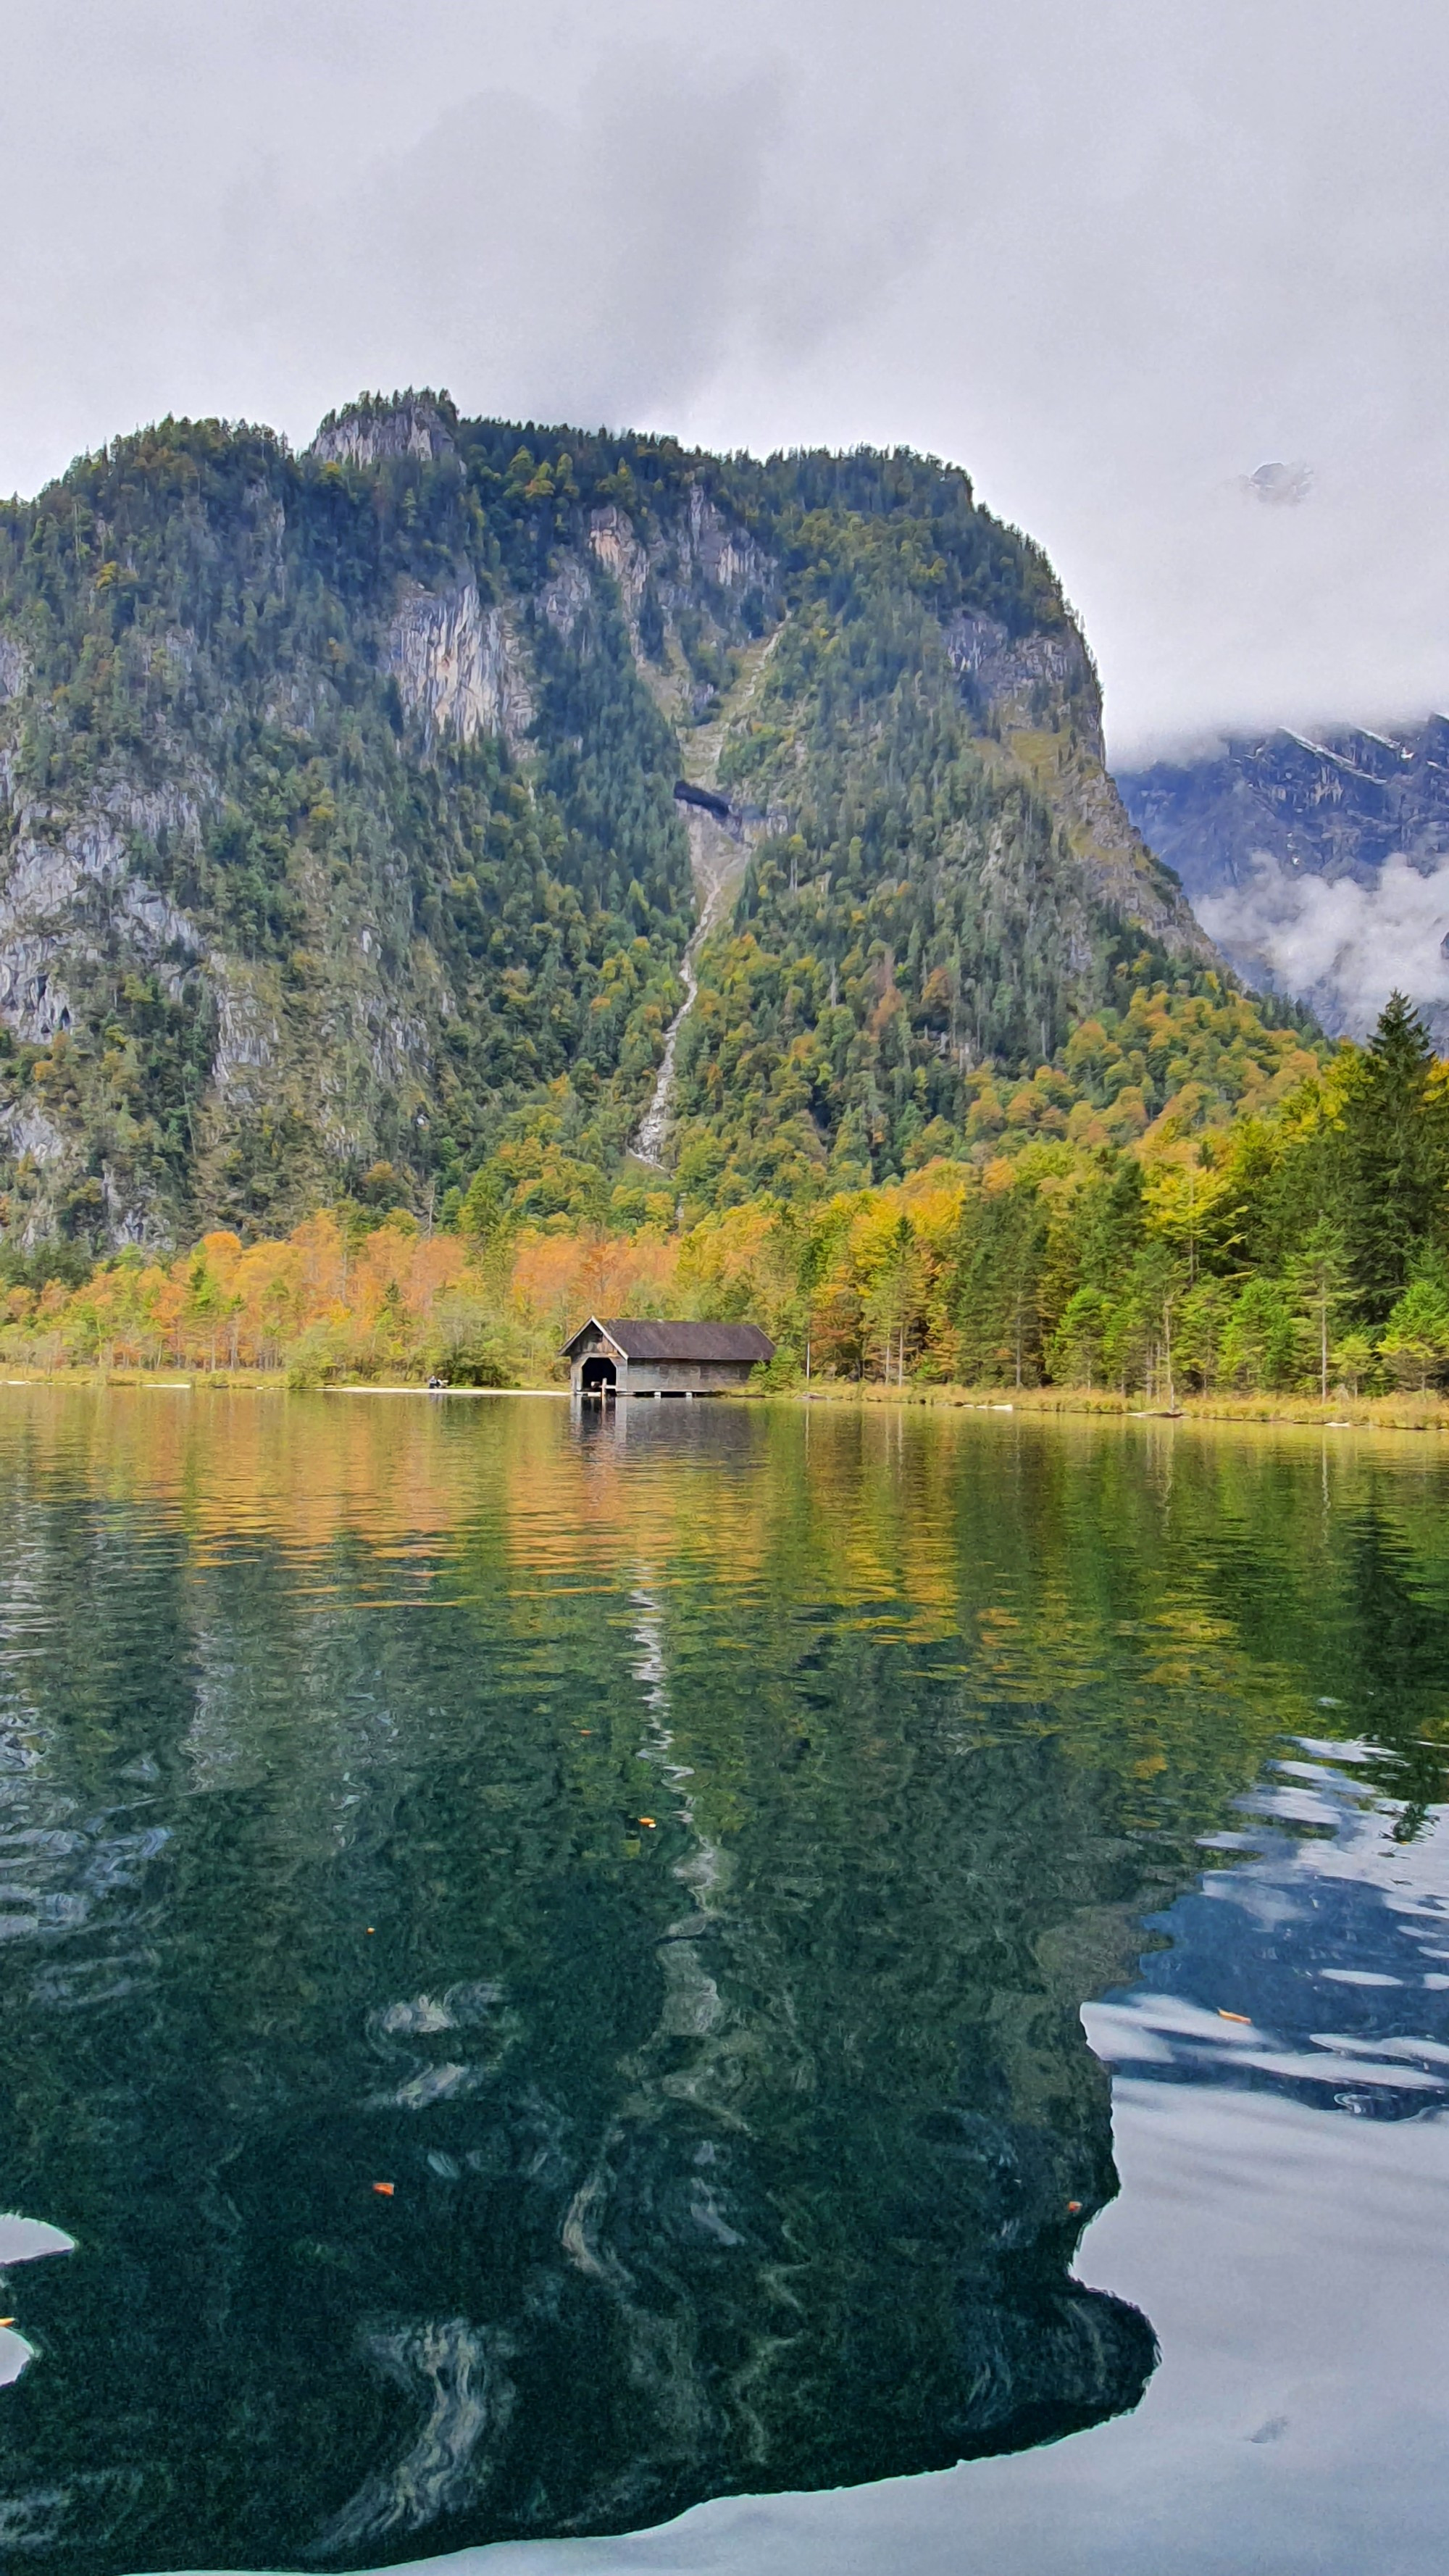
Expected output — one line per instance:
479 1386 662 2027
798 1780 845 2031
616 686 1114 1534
1197 853 1449 1041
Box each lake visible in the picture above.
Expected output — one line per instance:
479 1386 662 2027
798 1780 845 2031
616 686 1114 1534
1 1392 1448 2575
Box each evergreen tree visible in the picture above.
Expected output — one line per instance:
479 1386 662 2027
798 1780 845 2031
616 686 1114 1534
1219 1275 1297 1393
1285 1220 1352 1400
953 1183 1049 1385
1341 995 1449 1323
1046 1285 1111 1388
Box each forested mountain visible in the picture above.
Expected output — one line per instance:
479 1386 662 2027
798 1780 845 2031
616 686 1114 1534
0 391 1296 1250
0 389 1432 1411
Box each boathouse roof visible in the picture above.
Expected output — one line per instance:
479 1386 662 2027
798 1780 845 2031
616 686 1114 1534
560 1317 774 1363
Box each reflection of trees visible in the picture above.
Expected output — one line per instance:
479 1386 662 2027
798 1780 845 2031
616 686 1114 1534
306 1565 1158 2554
5 1396 1449 2562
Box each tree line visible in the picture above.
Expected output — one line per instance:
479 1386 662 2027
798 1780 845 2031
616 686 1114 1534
694 991 1449 1398
3 993 1448 1404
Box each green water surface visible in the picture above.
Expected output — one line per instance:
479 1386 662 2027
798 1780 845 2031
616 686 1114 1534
0 1392 1446 2570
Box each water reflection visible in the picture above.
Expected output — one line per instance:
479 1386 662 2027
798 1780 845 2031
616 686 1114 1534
1090 1741 1449 2115
0 1396 1445 2567
0 2215 73 2393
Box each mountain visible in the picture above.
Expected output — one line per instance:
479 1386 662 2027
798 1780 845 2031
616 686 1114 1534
1116 724 1449 1041
0 391 1260 1249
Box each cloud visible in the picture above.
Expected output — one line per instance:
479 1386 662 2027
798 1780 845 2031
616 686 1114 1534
1196 852 1449 1041
219 64 777 432
1238 462 1314 507
1 0 1448 756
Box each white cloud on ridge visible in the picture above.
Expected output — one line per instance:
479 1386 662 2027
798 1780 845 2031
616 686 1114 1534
1197 853 1449 1041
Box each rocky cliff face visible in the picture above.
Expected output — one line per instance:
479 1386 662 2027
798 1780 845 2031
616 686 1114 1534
0 398 1229 1247
312 392 458 471
384 581 535 751
946 610 1212 964
1119 722 1449 894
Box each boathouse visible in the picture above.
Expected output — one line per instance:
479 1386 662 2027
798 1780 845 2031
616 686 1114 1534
561 1317 774 1399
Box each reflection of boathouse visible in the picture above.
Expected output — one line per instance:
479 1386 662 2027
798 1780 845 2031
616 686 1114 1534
562 1317 774 1400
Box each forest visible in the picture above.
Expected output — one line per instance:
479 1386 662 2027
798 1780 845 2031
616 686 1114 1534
4 993 1448 1409
0 394 1227 1245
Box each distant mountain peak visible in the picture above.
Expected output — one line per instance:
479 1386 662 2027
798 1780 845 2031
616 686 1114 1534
1116 719 1449 1039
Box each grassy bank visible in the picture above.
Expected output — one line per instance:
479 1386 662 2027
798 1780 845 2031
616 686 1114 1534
790 1378 1449 1432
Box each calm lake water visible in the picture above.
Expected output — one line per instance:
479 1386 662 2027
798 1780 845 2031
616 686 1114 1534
1 1393 1448 2575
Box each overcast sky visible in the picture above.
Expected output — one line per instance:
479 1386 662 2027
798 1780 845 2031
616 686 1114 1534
3 0 1445 758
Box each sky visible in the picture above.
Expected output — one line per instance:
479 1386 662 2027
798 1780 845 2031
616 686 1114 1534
2 0 1447 759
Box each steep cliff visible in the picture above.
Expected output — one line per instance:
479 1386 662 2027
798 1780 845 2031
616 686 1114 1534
0 396 1235 1246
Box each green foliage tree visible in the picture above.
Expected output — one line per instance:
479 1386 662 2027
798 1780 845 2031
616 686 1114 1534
1340 994 1449 1324
1286 1220 1352 1400
1098 1242 1186 1403
1046 1285 1112 1388
954 1183 1050 1386
1175 1276 1232 1393
862 1213 925 1384
1378 1253 1449 1393
1219 1276 1297 1393
1329 1332 1376 1396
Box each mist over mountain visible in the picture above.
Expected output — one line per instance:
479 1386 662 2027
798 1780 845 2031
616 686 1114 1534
1116 724 1449 1041
0 392 1254 1250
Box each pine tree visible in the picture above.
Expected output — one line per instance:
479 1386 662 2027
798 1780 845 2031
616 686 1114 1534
1340 993 1449 1325
1286 1219 1351 1399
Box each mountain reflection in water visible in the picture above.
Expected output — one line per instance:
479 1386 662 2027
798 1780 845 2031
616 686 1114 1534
0 1393 1446 2570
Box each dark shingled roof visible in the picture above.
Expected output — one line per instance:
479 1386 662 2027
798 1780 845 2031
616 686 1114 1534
562 1317 774 1363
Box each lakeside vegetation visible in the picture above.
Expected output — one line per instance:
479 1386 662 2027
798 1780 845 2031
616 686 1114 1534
1 993 1447 1419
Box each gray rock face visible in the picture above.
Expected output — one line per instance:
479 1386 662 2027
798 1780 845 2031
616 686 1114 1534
1116 722 1449 1035
385 582 534 751
537 549 594 643
0 817 203 1046
586 505 651 618
946 612 1214 965
312 398 456 471
945 609 1098 743
209 974 276 1100
677 485 772 597
1119 723 1449 893
585 491 775 725
0 1094 66 1173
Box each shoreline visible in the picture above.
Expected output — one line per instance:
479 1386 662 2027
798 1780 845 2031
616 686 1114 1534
788 1380 1449 1432
0 1370 1447 1434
